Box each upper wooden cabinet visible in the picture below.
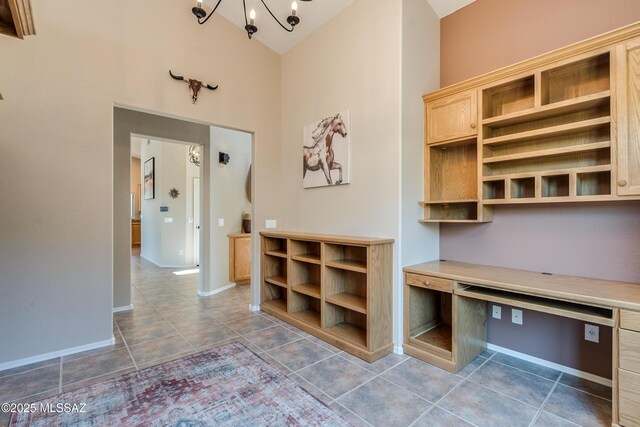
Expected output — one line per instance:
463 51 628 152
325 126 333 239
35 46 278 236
422 22 640 223
616 37 640 196
425 90 477 145
0 0 35 40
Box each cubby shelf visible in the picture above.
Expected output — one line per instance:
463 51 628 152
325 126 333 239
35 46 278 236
482 91 611 128
265 249 287 258
291 283 321 299
421 199 479 204
264 275 287 288
483 116 611 146
483 141 611 164
260 231 393 363
291 254 321 264
325 260 367 273
326 293 367 314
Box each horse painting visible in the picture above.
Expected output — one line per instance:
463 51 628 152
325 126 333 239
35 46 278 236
303 113 349 187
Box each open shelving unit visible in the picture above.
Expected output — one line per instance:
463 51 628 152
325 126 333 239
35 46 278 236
480 51 616 204
260 231 394 362
422 25 640 223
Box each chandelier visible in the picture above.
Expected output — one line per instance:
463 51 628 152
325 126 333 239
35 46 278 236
188 145 201 167
192 0 312 39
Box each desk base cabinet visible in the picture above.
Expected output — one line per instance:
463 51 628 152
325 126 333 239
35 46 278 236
618 309 640 427
403 272 487 373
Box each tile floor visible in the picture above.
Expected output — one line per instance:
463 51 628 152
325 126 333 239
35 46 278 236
0 251 614 427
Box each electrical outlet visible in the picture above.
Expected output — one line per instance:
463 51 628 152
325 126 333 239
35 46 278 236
178 249 184 256
266 219 277 229
492 305 502 319
512 308 523 325
585 324 599 343
218 218 224 227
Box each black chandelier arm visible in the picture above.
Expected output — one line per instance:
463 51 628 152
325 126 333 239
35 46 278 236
242 0 249 26
197 0 224 25
259 0 295 32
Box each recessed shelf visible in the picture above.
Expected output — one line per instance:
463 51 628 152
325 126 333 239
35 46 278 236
326 260 367 273
423 199 480 204
483 75 535 119
482 165 611 181
326 293 367 314
411 323 453 357
541 52 610 105
541 174 570 198
511 177 536 199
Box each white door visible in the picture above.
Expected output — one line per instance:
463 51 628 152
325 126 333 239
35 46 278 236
193 177 200 266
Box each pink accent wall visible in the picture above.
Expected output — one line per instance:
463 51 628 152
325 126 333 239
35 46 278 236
441 0 640 87
439 1 640 378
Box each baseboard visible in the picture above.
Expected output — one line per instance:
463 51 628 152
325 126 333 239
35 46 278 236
113 304 133 313
486 343 612 387
198 283 235 297
393 346 404 355
249 304 260 312
0 336 116 372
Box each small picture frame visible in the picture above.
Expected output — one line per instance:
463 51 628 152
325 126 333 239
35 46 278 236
144 157 155 200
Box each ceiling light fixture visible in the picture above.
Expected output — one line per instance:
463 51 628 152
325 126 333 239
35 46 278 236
192 0 311 40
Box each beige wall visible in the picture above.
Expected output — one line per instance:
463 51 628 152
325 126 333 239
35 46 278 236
0 0 281 364
441 0 640 86
439 0 640 377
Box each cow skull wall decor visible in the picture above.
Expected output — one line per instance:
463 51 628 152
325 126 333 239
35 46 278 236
169 70 218 104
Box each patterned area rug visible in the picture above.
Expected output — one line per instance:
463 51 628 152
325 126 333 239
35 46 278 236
10 342 350 426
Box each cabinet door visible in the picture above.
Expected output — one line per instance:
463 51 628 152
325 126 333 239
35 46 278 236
234 237 251 281
425 90 478 145
616 38 640 196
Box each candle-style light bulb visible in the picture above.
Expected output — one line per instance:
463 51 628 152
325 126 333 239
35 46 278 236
291 1 298 16
197 0 202 5
249 9 256 25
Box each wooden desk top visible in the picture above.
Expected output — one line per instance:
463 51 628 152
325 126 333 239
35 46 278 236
404 260 640 311
259 231 394 246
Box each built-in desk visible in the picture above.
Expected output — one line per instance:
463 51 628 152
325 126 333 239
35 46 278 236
403 260 640 427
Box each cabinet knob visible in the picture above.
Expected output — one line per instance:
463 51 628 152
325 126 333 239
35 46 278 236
618 180 628 187
471 123 477 129
423 280 430 285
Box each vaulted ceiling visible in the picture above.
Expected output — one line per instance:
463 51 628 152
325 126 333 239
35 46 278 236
206 0 476 54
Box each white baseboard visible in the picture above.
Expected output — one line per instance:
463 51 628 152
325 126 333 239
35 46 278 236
487 343 612 387
0 336 116 372
113 304 133 313
249 304 260 312
394 346 404 355
198 283 235 297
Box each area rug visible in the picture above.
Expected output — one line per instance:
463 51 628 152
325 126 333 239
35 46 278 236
10 342 350 426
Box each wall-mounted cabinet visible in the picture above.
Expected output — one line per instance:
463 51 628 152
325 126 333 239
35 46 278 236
422 24 640 222
260 231 394 362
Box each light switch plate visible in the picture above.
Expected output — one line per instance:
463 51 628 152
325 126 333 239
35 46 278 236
266 220 277 229
187 218 194 224
163 218 173 223
218 218 224 227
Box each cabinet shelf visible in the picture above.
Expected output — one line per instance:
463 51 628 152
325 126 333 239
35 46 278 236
326 293 367 314
291 283 321 299
265 249 287 258
291 309 321 328
482 91 611 128
422 199 479 204
483 116 611 146
326 260 367 273
263 299 287 313
411 323 453 356
291 254 321 264
264 275 287 288
484 141 611 164
483 164 611 181
326 323 367 348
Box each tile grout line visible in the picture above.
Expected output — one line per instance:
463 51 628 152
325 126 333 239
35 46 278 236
528 372 562 427
58 358 63 393
115 321 139 371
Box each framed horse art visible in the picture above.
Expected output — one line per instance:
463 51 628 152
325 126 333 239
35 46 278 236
302 111 351 189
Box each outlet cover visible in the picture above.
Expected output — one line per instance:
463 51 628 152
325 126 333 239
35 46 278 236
266 219 277 229
218 218 224 227
163 217 173 223
512 308 523 325
492 305 502 319
178 249 184 256
585 324 599 343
